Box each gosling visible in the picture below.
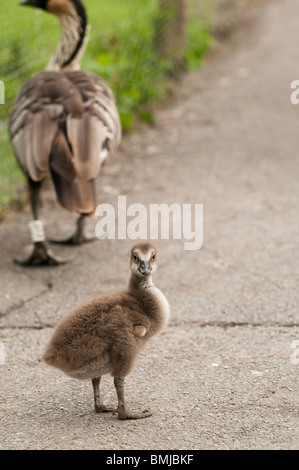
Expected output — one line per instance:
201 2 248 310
43 242 170 419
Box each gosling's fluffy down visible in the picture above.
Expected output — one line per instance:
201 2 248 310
43 292 166 379
43 242 169 419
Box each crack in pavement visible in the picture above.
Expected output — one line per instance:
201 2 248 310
0 287 50 319
1 319 298 330
170 320 299 329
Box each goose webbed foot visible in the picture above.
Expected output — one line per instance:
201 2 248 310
14 242 70 267
49 215 96 245
113 377 152 421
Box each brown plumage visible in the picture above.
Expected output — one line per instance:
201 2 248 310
10 71 120 213
9 0 121 266
43 242 170 420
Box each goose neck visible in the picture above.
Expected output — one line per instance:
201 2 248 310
46 10 89 72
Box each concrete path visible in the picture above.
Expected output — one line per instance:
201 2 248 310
0 0 298 450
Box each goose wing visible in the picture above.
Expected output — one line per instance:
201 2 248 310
65 70 121 159
9 71 82 182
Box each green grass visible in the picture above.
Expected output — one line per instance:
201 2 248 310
0 0 213 212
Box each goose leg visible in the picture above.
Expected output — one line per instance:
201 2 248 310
92 377 114 413
48 215 96 245
14 180 69 267
113 377 152 420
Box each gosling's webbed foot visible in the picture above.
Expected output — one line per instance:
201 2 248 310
113 377 152 420
14 242 70 267
114 405 153 420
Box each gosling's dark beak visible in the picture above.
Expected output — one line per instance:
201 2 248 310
138 261 151 276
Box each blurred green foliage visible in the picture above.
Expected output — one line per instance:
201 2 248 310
0 0 213 212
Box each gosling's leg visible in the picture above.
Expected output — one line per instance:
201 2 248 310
113 377 152 420
14 180 69 267
92 377 114 413
49 215 96 245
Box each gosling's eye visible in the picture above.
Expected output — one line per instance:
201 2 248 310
133 254 138 262
152 254 156 260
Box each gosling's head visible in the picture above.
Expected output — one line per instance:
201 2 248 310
20 0 86 17
130 242 157 278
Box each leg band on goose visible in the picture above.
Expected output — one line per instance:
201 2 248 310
29 220 46 243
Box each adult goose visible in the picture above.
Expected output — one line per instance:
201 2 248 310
9 0 121 266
